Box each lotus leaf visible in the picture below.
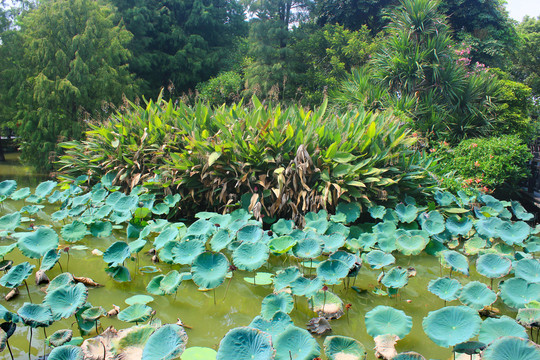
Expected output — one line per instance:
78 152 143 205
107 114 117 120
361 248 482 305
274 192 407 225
514 259 540 283
80 306 105 322
0 304 18 322
274 326 320 360
517 308 540 328
139 324 187 360
20 204 44 214
129 239 147 254
182 347 218 360
192 252 229 290
261 292 294 319
10 187 30 200
463 236 487 255
186 219 213 238
434 191 456 206
365 250 395 269
420 211 445 235
273 267 301 291
48 345 83 360
482 336 540 360
0 243 16 258
0 261 35 288
48 273 76 292
441 250 469 276
365 305 412 339
422 306 481 347
427 277 463 302
500 278 540 308
291 276 323 298
496 221 530 245
459 281 497 310
244 272 274 285
369 205 386 219
34 180 57 198
51 209 70 222
118 304 153 323
154 227 179 250
147 275 166 295
305 215 329 235
323 335 366 360
60 221 88 243
210 229 233 252
125 295 154 306
0 180 17 197
310 290 343 318
113 194 139 213
475 217 503 238
105 265 131 282
41 249 61 271
103 241 131 267
270 219 293 235
332 202 360 224
159 270 182 294
249 311 293 338
321 233 346 253
292 237 322 259
446 216 473 236
268 236 296 254
216 326 274 360
476 253 512 279
479 316 529 344
381 267 409 289
395 203 418 223
17 227 59 259
172 239 205 265
0 212 20 231
347 233 377 252
317 259 350 285
45 283 88 320
329 251 358 270
233 242 269 271
48 329 73 347
393 352 426 360
396 234 427 256
17 303 54 327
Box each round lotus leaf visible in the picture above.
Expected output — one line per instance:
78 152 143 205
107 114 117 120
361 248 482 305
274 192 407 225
60 221 88 243
182 347 217 360
292 236 322 259
517 308 540 327
310 290 343 318
381 267 408 289
476 253 512 279
172 239 205 265
48 345 83 360
45 283 88 320
291 276 323 298
51 209 70 222
105 265 131 282
305 219 329 235
249 311 293 338
273 267 301 291
459 281 497 310
365 305 412 339
34 180 57 198
235 224 263 243
244 272 274 286
514 259 540 283
128 239 147 255
103 241 131 267
89 221 112 238
17 303 54 328
335 202 361 224
396 234 427 256
0 243 16 258
210 229 233 252
420 211 445 235
463 236 487 256
347 233 377 252
113 194 139 213
154 227 179 250
0 212 21 231
80 306 105 322
500 278 540 308
10 187 31 201
268 236 297 254
368 205 386 220
271 219 294 236
17 227 59 259
0 304 18 323
48 273 75 292
393 352 426 360
192 252 229 290
41 249 61 271
323 335 367 360
317 259 350 285
261 292 294 319
395 203 418 223
329 251 358 271
479 316 529 344
140 324 187 360
147 275 165 295
231 242 267 272
0 261 35 288
48 329 73 347
496 221 531 246
365 250 395 269
186 219 213 238
118 304 152 323
440 250 469 276
274 326 320 360
125 295 154 306
216 326 274 360
321 233 346 253
427 277 463 302
482 336 540 360
0 180 17 197
422 306 481 347
20 204 44 215
159 270 182 294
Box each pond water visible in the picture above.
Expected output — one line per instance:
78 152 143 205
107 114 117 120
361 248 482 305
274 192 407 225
0 155 527 360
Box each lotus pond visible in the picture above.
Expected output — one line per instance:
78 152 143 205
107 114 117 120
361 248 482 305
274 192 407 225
0 162 539 360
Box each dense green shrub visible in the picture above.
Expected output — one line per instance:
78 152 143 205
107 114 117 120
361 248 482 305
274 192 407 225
58 96 436 221
432 136 532 195
196 71 243 106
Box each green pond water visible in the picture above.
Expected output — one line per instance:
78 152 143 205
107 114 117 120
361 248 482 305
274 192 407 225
0 154 524 360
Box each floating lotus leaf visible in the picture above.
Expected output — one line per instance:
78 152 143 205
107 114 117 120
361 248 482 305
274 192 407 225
479 316 528 344
244 272 274 285
393 352 426 360
147 275 165 295
0 243 16 258
17 303 54 327
474 218 502 238
422 306 481 347
41 249 61 271
60 221 88 243
323 335 366 360
187 219 213 238
369 205 386 219
476 253 512 279
140 324 187 360
381 267 409 289
420 211 445 235
216 326 274 360
462 236 486 256
48 329 73 347
103 241 131 267
310 290 343 319
271 219 294 235
80 306 105 322
48 273 75 292
497 221 530 245
35 180 57 198
233 242 269 271
105 265 131 282
210 229 233 252
172 239 205 265
159 270 182 294
317 259 350 285
458 281 496 310
305 212 329 234
365 306 412 339
273 267 301 291
192 252 229 290
365 250 395 269
118 304 152 323
517 308 540 327
396 234 427 256
17 227 59 259
427 277 463 302
20 204 44 214
0 180 17 197
395 203 418 223
500 278 540 308
292 236 322 259
321 233 346 253
48 345 83 360
51 209 70 222
249 311 293 338
261 292 294 319
290 276 323 298
45 283 88 320
154 227 179 250
0 212 20 231
10 187 30 201
268 236 297 254
440 250 469 276
454 341 486 356
446 216 473 236
0 261 35 288
482 336 540 360
514 259 540 283
125 295 154 306
329 251 358 271
89 221 112 238
274 326 320 360
182 347 217 360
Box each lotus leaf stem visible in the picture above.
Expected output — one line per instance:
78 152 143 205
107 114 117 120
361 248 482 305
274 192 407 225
213 289 216 305
28 327 32 360
58 260 63 272
6 340 14 360
23 280 32 303
222 276 233 301
42 327 47 359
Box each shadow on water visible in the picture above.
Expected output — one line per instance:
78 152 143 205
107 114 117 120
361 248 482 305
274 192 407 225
0 153 49 185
